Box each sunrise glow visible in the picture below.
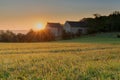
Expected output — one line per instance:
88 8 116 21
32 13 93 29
34 23 44 30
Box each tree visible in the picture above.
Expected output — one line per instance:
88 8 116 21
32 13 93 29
0 29 55 42
0 30 17 42
80 11 120 33
93 14 101 18
16 33 25 42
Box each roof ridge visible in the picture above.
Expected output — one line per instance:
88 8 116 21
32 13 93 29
47 22 60 24
66 21 80 23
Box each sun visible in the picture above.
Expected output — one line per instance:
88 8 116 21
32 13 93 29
33 23 45 31
36 24 43 30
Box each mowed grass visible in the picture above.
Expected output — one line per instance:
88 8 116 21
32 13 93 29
60 32 120 44
0 42 120 80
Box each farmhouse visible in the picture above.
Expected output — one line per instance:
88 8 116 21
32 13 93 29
45 23 63 38
64 21 88 34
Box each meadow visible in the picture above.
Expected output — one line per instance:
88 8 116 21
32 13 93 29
0 33 120 80
60 32 120 44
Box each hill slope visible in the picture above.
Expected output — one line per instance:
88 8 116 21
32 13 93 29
60 32 120 44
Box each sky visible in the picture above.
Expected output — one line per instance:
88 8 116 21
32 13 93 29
0 0 120 30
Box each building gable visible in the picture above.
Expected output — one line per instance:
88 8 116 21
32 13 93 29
45 23 63 37
64 21 88 34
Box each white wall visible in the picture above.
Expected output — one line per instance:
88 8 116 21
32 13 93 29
64 22 88 34
64 23 71 32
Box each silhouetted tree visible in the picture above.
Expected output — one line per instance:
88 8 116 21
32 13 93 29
81 11 120 33
94 13 101 18
0 29 55 42
0 30 17 42
16 33 25 42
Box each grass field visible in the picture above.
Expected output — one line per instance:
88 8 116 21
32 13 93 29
0 33 120 80
60 32 120 44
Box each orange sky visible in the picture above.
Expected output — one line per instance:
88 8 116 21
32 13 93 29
0 14 92 30
0 0 120 30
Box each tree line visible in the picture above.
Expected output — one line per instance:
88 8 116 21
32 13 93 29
0 29 55 42
81 11 120 33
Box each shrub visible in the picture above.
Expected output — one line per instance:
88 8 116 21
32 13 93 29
62 30 72 40
117 34 120 38
0 29 55 42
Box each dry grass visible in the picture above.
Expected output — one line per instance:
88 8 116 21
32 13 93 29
0 43 120 80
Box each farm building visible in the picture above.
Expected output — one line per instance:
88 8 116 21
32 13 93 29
45 23 63 38
64 21 88 34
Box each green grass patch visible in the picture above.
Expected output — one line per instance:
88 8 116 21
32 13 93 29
59 32 120 44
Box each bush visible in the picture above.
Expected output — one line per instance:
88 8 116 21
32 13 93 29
117 34 120 38
0 30 17 42
0 29 55 42
76 31 82 37
62 30 72 40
